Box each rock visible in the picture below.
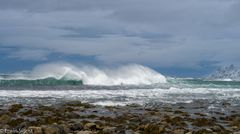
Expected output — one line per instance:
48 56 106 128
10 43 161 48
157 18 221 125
231 126 239 130
28 126 43 134
192 118 215 127
42 126 60 134
21 109 33 116
143 124 165 134
173 129 185 134
178 106 185 109
60 124 70 134
134 131 141 134
174 110 185 114
9 104 23 113
0 114 11 124
102 127 117 134
230 117 240 128
76 131 93 134
64 112 80 119
185 132 192 134
194 128 219 134
7 118 24 127
69 123 84 131
174 111 189 116
165 116 187 126
210 125 229 133
194 112 206 116
1 125 10 129
42 125 67 134
44 116 60 124
64 106 75 112
84 122 101 130
125 129 134 134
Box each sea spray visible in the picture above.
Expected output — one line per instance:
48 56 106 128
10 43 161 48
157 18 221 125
0 63 166 86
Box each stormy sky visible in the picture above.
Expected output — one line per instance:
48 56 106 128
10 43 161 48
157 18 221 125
0 0 240 76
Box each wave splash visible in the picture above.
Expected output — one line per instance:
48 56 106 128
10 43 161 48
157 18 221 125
207 65 240 81
0 63 166 86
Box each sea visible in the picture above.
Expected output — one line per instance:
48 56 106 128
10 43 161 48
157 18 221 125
0 63 240 112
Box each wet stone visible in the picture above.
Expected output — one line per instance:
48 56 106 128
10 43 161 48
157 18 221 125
9 104 23 113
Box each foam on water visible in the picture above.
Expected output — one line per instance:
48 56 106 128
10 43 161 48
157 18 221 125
0 63 166 86
0 86 239 106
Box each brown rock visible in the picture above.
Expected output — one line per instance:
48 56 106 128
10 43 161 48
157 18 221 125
194 128 214 134
0 114 11 124
9 104 23 113
42 125 67 134
143 124 165 134
165 116 187 126
44 116 60 124
102 126 117 134
185 132 192 134
173 129 185 134
69 123 84 131
210 125 230 133
7 118 24 127
42 126 60 134
60 124 70 134
230 117 240 128
192 118 215 127
194 112 206 116
21 109 33 116
76 131 93 134
28 127 43 134
84 122 101 130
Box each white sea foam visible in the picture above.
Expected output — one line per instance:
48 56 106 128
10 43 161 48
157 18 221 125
1 63 166 85
0 87 240 106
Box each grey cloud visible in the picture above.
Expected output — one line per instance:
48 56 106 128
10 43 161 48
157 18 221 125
8 49 50 61
0 0 100 12
0 0 240 69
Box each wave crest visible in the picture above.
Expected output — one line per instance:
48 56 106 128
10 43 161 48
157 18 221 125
1 63 166 85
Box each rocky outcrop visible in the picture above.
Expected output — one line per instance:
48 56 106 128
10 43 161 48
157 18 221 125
0 102 239 133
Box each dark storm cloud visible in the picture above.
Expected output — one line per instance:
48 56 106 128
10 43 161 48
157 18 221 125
0 0 240 69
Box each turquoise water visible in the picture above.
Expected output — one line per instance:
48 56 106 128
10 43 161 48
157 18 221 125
167 78 240 89
0 77 82 86
1 76 240 88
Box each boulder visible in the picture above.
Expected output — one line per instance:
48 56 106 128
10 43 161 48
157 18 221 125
84 122 101 130
42 125 67 134
9 104 23 113
76 131 93 134
0 114 11 124
192 118 215 127
69 123 84 131
102 126 117 134
28 127 43 134
143 123 165 134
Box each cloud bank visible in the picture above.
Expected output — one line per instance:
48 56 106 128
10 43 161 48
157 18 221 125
0 0 240 71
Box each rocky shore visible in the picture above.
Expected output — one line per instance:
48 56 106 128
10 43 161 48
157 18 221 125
0 101 239 134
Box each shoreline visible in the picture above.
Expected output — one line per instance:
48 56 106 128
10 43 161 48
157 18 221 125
0 101 239 134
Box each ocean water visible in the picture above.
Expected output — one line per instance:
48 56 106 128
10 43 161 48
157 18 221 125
0 63 240 110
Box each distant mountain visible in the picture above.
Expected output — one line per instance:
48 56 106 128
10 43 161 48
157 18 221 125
208 65 240 81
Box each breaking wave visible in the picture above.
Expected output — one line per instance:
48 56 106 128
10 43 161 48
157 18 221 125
0 63 166 86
